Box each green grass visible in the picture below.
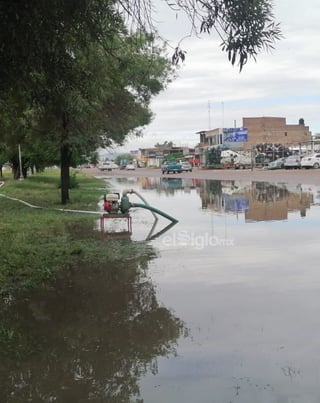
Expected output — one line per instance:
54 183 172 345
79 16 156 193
0 168 105 209
0 168 151 292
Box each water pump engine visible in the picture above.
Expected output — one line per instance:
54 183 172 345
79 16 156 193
103 193 120 213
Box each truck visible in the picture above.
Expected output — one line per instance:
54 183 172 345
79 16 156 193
161 161 182 174
234 155 252 169
220 151 252 169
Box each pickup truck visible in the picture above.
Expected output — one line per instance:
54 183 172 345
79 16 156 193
161 161 182 174
234 156 252 169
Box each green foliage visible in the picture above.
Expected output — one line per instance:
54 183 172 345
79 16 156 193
0 1 122 93
0 169 103 208
163 153 183 162
205 146 222 167
0 2 174 203
0 170 105 289
69 170 79 189
172 0 282 71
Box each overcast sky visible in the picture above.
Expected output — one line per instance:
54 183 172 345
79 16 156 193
119 0 320 152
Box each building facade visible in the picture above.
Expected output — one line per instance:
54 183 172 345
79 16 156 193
242 116 312 150
198 116 312 152
137 146 197 167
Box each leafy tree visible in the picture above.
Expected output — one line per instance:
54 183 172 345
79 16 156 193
0 93 33 178
0 0 281 202
206 146 222 167
0 0 282 99
0 1 281 94
120 0 281 71
163 153 184 162
30 32 172 203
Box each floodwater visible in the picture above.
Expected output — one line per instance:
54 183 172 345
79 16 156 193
1 177 320 402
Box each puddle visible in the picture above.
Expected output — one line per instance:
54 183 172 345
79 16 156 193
0 246 185 402
1 177 320 402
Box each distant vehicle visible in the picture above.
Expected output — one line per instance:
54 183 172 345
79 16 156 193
78 163 93 168
161 161 182 174
98 162 118 171
233 155 252 169
301 153 320 169
180 161 193 172
125 163 135 170
267 157 286 170
221 150 240 159
284 155 301 169
255 153 271 166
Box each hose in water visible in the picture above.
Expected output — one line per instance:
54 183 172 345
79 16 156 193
130 202 178 224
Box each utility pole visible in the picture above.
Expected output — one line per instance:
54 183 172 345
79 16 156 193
18 144 24 180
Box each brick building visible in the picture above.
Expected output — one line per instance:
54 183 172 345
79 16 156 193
198 116 312 151
242 116 312 150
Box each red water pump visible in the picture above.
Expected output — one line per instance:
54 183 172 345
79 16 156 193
103 193 120 213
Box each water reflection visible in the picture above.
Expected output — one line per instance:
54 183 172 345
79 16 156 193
107 176 320 402
0 243 185 403
3 176 320 402
111 176 318 222
201 180 313 221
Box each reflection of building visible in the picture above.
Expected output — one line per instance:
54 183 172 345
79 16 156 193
245 199 288 221
199 180 313 220
199 180 223 209
244 182 313 221
222 195 249 213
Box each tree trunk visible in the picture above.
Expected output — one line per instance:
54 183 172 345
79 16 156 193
11 159 23 179
60 143 71 204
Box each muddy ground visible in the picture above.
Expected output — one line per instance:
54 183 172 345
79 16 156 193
84 166 320 186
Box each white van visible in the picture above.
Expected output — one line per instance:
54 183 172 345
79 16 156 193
98 161 119 171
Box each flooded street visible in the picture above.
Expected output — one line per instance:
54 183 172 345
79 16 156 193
111 177 320 402
2 175 320 402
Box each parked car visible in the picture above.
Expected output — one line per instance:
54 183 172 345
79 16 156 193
161 161 182 174
267 157 286 170
98 162 118 171
180 161 193 172
301 153 320 169
284 155 301 169
125 163 135 170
